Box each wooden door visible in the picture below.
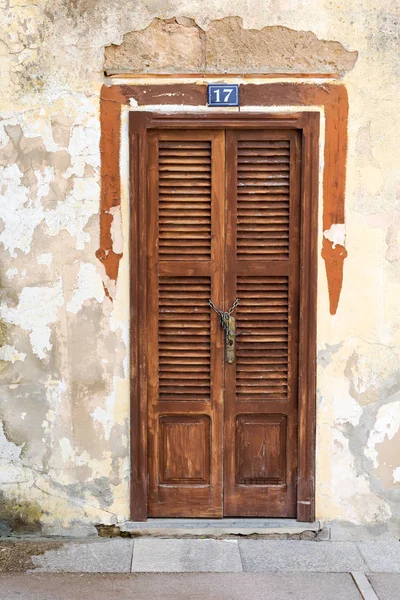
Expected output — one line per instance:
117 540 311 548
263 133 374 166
223 130 300 517
147 130 225 517
145 126 301 518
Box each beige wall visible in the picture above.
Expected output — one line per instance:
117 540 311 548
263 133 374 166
0 1 399 536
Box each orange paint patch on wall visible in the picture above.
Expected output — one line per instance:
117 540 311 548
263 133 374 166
320 86 348 315
96 93 123 296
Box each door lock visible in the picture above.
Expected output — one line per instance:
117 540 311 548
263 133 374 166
208 299 239 363
225 315 236 364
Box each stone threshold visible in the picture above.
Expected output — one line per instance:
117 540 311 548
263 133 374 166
115 518 325 540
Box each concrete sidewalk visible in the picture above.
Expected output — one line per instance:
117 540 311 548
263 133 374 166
1 537 400 599
0 572 370 600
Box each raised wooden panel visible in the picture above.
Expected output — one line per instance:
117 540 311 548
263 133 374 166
158 140 212 261
160 416 210 484
236 415 287 484
237 139 290 261
158 276 211 402
236 276 289 401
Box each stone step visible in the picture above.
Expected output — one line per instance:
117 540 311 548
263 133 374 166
120 518 323 539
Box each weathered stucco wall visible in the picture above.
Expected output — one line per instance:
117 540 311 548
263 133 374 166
0 0 400 536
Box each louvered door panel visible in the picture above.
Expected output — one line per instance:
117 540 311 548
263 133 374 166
236 276 289 401
158 276 211 402
159 140 212 261
224 130 301 517
147 130 224 517
237 140 290 260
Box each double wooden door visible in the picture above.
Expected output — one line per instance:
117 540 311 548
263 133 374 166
145 126 301 518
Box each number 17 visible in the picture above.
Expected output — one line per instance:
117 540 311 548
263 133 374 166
214 88 233 103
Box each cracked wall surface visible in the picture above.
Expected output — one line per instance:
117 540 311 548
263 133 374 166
1 0 400 536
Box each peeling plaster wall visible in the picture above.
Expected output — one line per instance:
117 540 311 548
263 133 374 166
0 1 400 535
104 17 358 75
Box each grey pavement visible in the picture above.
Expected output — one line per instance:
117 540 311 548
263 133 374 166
31 538 134 573
238 540 368 572
24 537 399 574
368 573 400 600
131 538 243 572
0 572 367 600
1 537 400 598
358 541 400 572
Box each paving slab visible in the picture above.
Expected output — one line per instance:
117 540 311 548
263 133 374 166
358 541 400 572
30 539 134 573
328 521 396 542
131 538 243 572
239 540 368 572
368 573 400 600
0 572 363 600
0 540 64 572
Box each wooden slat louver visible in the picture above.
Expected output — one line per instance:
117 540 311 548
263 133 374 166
236 276 289 400
237 140 290 260
158 140 212 261
158 276 211 401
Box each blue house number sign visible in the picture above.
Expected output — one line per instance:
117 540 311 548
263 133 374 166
208 84 239 107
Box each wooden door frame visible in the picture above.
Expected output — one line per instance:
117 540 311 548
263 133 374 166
130 111 319 522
